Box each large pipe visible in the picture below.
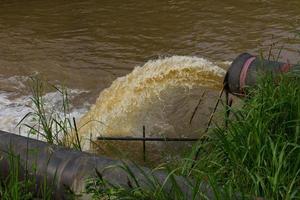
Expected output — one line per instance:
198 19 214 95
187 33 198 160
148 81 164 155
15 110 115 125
224 53 300 96
0 130 213 199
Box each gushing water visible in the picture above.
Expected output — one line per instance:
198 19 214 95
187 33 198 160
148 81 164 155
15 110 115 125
76 56 226 150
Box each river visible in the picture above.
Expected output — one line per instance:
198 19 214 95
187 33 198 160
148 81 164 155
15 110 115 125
0 0 299 161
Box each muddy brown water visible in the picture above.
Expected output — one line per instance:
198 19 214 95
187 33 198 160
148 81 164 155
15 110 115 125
0 0 299 96
0 0 300 163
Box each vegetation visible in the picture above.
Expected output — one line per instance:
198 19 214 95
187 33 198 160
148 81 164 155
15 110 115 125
85 72 300 199
0 77 81 199
188 72 300 199
0 150 55 200
18 77 82 150
1 67 300 199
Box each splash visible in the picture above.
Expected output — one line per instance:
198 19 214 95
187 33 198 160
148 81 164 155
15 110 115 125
76 56 227 150
0 75 88 138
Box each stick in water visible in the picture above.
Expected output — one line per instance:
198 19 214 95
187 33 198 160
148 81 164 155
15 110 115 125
189 91 206 124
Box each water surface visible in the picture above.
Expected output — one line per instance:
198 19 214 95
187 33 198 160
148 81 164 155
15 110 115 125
0 0 299 93
0 1 299 156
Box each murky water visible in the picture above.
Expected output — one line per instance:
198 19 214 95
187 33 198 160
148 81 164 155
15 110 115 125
1 0 299 92
0 0 300 161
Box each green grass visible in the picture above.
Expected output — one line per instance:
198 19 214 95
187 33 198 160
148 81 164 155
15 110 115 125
0 149 55 200
0 77 81 200
85 161 215 200
2 65 300 199
18 77 82 150
84 72 300 199
184 72 300 199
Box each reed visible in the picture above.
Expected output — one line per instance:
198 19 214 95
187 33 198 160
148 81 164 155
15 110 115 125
17 77 82 150
185 71 300 199
0 77 83 199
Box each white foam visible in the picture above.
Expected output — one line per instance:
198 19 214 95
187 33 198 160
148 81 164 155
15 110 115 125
0 79 89 139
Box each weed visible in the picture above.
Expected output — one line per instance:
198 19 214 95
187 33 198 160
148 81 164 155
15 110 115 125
18 77 82 150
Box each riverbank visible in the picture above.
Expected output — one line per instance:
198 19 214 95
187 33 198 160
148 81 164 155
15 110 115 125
1 71 300 199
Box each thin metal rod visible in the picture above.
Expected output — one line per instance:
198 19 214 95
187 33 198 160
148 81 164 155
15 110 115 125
192 86 226 167
142 126 146 162
97 137 199 142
